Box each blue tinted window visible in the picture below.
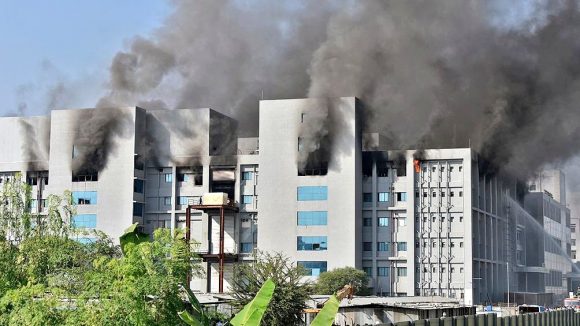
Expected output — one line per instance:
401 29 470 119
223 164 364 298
363 242 372 251
298 261 327 276
297 236 327 251
30 199 37 209
133 202 143 217
72 214 97 229
76 237 96 244
363 193 372 202
164 173 172 183
297 186 328 201
378 192 389 202
179 196 192 205
242 172 253 180
240 243 253 253
363 218 372 226
377 242 389 251
297 211 328 226
397 267 407 276
378 267 389 276
397 242 407 251
243 195 253 204
363 267 372 277
163 197 171 206
72 191 97 205
134 179 144 193
378 217 389 227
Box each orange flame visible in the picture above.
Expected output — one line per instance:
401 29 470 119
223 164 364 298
413 160 421 173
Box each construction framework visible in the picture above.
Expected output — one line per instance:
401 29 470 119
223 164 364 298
186 202 239 293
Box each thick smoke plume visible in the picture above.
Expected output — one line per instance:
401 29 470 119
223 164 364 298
306 0 580 178
91 0 580 179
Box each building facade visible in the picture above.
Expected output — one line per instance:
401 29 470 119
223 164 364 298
0 97 574 305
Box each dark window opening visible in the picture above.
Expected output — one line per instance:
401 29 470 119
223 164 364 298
134 155 144 170
134 179 144 193
211 168 236 200
72 169 98 182
377 167 389 177
298 162 328 176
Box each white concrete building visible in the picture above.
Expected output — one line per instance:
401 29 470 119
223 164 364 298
0 97 573 305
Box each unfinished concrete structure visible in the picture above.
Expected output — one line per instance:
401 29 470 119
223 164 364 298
0 97 574 305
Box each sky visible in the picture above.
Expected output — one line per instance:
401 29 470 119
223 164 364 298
0 0 172 116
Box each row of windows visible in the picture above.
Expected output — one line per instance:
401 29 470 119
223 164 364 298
418 190 463 198
72 214 97 229
420 215 463 223
363 217 406 227
297 186 328 201
297 236 327 251
422 165 462 173
297 211 328 226
363 192 407 203
420 266 464 273
363 242 407 252
364 267 408 277
418 241 464 248
72 191 97 205
298 261 327 276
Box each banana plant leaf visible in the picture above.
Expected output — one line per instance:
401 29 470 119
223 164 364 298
119 223 148 254
230 279 276 326
309 295 340 326
178 284 210 326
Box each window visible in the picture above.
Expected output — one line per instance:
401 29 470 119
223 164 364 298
396 192 407 202
573 251 577 259
178 196 193 205
363 242 372 251
133 202 143 217
242 171 253 180
301 113 306 123
134 179 144 193
72 214 97 229
450 242 455 248
450 191 455 197
298 261 327 276
163 197 171 206
377 267 389 276
432 166 436 172
377 167 389 177
164 173 172 183
451 267 456 273
397 242 407 251
572 224 577 233
460 267 464 273
363 193 373 202
459 242 464 248
297 137 303 151
378 192 389 202
30 199 37 209
572 239 576 246
243 195 253 204
459 191 463 197
441 192 446 197
297 236 327 251
363 218 372 227
397 267 407 277
423 192 427 198
72 191 97 205
459 166 462 172
363 267 372 277
378 217 389 227
297 186 328 201
441 166 445 172
297 211 328 226
432 192 437 197
240 243 253 253
449 166 454 172
398 217 407 227
377 242 389 251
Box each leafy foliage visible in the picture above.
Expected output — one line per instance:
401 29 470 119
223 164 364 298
309 295 340 326
229 278 275 326
230 251 311 326
314 267 369 295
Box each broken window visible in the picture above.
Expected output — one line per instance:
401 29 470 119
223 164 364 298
298 161 328 176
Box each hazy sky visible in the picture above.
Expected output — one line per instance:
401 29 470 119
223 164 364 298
0 0 171 116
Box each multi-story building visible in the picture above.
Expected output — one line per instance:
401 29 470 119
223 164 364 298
0 97 573 306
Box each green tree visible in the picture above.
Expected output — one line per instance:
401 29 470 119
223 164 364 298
230 251 311 326
314 267 369 295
